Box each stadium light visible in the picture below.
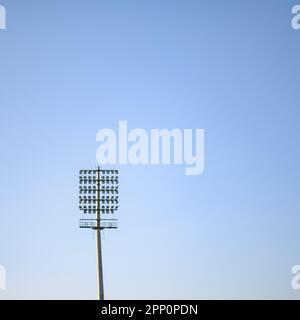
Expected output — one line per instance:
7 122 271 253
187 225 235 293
78 167 119 300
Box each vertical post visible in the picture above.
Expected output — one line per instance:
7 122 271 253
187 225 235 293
96 167 104 300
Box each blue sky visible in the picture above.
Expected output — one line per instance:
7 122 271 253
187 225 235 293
0 0 300 299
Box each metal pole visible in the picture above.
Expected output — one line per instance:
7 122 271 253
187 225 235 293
96 167 104 300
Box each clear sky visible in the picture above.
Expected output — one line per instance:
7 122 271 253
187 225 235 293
0 0 300 299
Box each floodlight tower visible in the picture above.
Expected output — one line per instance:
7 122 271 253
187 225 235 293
79 167 119 300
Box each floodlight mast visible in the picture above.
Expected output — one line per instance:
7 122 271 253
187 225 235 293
95 167 104 301
79 167 119 301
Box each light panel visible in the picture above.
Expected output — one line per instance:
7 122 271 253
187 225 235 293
79 168 119 228
79 219 118 229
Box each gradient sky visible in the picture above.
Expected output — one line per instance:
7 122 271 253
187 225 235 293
0 0 300 299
